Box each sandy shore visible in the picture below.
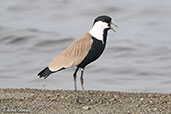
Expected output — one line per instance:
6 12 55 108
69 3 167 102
0 89 170 114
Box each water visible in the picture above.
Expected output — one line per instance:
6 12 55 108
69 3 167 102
0 0 171 93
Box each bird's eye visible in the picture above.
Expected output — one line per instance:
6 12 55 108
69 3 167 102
101 19 104 22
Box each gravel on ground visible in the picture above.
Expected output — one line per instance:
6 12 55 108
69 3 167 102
0 88 170 114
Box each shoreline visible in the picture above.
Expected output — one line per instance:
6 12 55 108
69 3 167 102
0 88 171 114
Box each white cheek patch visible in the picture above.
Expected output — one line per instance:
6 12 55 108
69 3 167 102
89 21 109 42
94 21 109 30
100 22 109 29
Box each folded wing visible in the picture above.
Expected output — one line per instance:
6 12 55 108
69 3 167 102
48 33 93 71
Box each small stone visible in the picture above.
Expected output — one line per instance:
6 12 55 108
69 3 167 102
110 98 115 101
149 100 153 104
21 97 25 99
153 108 157 111
30 94 35 96
168 102 171 105
37 97 42 100
61 96 64 99
82 106 90 110
48 104 52 107
148 109 151 112
140 98 144 101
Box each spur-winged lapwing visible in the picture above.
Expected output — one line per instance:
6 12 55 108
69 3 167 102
38 15 117 91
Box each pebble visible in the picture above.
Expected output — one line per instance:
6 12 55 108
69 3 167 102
153 108 157 111
61 96 64 99
149 100 153 104
140 98 144 101
82 106 90 110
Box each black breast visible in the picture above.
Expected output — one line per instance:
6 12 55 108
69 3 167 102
78 37 106 68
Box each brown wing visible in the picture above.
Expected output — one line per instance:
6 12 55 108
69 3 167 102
48 33 93 71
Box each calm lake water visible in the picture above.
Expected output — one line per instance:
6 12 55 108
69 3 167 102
0 0 171 93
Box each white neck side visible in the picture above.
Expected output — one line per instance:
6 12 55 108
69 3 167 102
89 22 106 41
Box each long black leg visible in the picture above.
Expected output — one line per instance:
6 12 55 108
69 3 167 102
80 68 84 91
73 67 79 91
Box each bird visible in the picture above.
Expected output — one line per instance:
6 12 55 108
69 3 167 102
38 15 117 91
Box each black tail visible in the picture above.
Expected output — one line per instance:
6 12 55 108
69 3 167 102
38 67 53 79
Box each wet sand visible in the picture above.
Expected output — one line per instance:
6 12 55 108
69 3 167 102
0 89 170 114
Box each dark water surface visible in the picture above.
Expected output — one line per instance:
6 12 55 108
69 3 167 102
0 0 171 93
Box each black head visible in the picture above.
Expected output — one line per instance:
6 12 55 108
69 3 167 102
92 15 117 32
89 15 117 44
93 15 112 25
